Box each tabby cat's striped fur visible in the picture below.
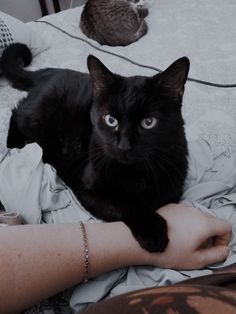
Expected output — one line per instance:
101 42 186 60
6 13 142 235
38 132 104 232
80 0 148 46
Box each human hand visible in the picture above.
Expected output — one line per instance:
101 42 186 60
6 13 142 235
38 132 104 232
146 203 232 270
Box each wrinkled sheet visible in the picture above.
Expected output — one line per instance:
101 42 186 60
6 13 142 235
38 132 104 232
0 140 235 312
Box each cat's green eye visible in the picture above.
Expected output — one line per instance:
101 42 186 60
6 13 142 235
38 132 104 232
103 114 118 128
141 117 158 129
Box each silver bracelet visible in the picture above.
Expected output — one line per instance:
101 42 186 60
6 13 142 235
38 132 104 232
79 221 89 282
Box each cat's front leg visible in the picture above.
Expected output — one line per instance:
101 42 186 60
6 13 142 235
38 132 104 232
124 210 169 252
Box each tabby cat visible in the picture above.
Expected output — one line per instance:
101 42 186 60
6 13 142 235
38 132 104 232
80 0 148 46
1 43 189 252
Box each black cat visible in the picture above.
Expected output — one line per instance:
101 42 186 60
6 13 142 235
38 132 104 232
1 43 189 252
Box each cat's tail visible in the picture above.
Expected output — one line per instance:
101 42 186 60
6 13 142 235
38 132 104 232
0 43 35 91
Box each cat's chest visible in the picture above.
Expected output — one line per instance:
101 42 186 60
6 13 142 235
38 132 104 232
82 162 152 195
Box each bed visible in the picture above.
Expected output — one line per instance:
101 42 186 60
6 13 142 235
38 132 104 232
0 0 236 313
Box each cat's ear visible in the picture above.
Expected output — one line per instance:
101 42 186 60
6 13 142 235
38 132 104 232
156 57 190 99
87 55 115 94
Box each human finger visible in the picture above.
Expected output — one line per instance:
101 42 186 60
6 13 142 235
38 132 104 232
194 245 230 269
206 216 232 246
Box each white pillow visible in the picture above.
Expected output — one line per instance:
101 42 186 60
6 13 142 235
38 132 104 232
0 11 47 57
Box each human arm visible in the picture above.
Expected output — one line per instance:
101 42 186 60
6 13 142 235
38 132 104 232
0 204 231 313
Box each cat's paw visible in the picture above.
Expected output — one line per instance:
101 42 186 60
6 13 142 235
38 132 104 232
132 214 169 252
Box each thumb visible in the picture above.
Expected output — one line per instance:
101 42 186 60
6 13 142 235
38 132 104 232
195 245 230 269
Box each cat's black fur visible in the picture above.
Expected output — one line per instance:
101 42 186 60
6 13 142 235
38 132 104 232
1 43 190 252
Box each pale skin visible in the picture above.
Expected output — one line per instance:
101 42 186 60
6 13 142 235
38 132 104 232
0 204 231 313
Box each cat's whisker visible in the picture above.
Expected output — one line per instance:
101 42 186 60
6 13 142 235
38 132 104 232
143 157 160 196
105 157 111 176
67 150 105 182
63 146 102 176
150 157 178 196
153 152 186 180
71 146 103 163
91 155 104 174
91 154 109 180
65 151 100 179
85 149 108 175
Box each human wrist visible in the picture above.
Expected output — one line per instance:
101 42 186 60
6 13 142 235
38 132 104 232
85 221 153 278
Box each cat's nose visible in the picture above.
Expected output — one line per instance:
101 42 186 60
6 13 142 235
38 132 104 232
118 137 131 152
